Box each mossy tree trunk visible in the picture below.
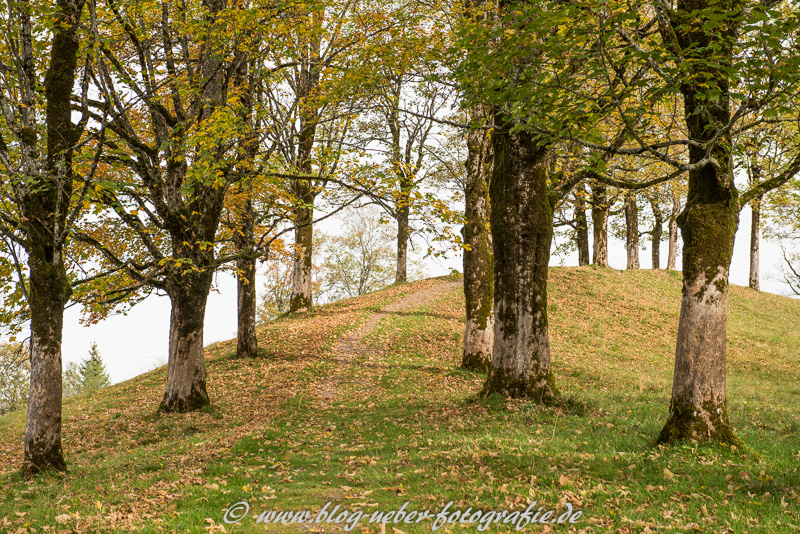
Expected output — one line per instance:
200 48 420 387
657 0 741 445
482 114 558 402
462 107 494 372
624 192 640 270
575 183 590 266
24 237 71 477
22 0 85 477
161 270 212 412
749 194 762 291
590 181 609 266
667 189 680 270
649 195 663 269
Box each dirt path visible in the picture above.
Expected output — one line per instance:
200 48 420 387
312 279 462 402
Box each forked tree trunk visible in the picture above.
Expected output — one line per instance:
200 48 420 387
749 195 762 291
161 274 212 412
657 0 741 445
624 192 640 270
590 182 609 266
462 109 494 372
482 117 558 402
650 196 663 269
575 183 590 266
667 189 680 270
22 0 85 477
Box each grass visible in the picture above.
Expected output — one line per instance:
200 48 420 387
1 267 799 532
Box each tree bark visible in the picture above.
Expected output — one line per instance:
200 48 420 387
395 186 410 283
667 188 680 270
650 196 663 269
22 0 86 477
289 26 321 312
624 192 640 270
575 183 590 266
161 273 212 412
232 46 258 357
657 0 741 445
290 194 314 312
235 197 258 358
482 115 558 402
749 195 762 291
462 108 494 372
24 242 70 476
590 181 609 266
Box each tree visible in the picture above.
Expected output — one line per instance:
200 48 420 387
647 192 664 269
624 192 640 270
461 0 800 443
589 181 611 266
461 107 494 371
76 0 261 412
666 184 683 270
63 342 111 398
0 343 29 415
574 183 591 266
79 342 111 393
323 207 396 300
62 362 82 399
0 0 92 475
258 236 324 322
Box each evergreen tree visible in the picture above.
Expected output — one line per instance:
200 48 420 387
79 343 111 394
63 343 111 398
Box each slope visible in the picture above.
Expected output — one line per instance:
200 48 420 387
0 267 798 533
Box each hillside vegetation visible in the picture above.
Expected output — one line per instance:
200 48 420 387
1 267 799 533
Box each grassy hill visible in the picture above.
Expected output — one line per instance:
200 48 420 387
1 267 799 532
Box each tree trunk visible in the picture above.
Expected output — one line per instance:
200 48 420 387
235 197 258 357
396 195 410 283
657 0 741 445
590 182 609 266
624 192 640 270
482 116 558 402
22 0 86 477
575 183 590 266
233 48 258 357
161 274 212 412
462 108 494 372
289 32 321 312
650 196 663 269
749 195 762 291
290 200 314 312
23 246 70 477
237 256 258 357
667 189 680 270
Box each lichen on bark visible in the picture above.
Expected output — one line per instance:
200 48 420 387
480 114 559 402
462 107 494 372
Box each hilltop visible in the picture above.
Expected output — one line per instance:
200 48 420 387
1 267 799 532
